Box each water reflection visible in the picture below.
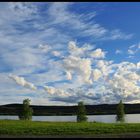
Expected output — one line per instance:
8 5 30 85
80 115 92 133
0 114 140 123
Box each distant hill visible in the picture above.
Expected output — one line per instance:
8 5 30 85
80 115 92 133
1 103 140 116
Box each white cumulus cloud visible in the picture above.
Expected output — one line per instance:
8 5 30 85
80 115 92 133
90 48 105 58
91 69 102 81
63 55 92 84
44 85 69 97
68 41 93 57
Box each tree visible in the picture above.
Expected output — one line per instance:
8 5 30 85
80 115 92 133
18 99 33 120
77 101 88 122
116 100 125 122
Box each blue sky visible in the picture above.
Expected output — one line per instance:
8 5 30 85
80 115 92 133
0 2 140 105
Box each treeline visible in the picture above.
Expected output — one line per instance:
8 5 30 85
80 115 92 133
2 99 125 122
0 102 140 116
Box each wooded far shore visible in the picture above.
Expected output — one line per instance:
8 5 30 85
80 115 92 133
0 103 140 115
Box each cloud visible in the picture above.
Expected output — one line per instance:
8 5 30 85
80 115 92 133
129 44 136 49
65 71 72 80
51 51 61 57
91 69 102 81
90 48 105 58
3 39 140 105
62 41 108 85
96 60 113 76
38 44 51 53
68 41 94 57
128 49 135 55
107 61 140 101
125 72 140 81
0 2 138 105
8 2 38 21
63 55 92 84
44 85 56 94
48 2 133 41
115 49 122 54
63 41 112 86
44 85 70 97
1 46 46 75
9 74 37 90
108 29 133 40
127 43 140 57
108 74 140 98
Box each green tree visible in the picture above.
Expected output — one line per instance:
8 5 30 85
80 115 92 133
116 100 125 122
18 99 33 120
77 101 87 122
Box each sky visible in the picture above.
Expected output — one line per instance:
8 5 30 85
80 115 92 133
0 2 140 105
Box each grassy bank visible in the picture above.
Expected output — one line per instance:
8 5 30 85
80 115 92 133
0 120 140 137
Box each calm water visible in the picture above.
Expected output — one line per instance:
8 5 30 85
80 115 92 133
1 114 140 123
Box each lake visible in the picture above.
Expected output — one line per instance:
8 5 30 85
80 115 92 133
1 114 140 123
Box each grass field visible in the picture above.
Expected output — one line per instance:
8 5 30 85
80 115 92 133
0 120 140 137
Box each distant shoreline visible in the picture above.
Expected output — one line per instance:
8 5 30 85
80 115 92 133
1 103 140 115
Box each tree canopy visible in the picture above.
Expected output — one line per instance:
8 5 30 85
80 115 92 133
77 101 88 122
116 100 125 122
18 98 33 120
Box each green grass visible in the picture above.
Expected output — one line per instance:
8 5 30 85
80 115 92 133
0 120 140 136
